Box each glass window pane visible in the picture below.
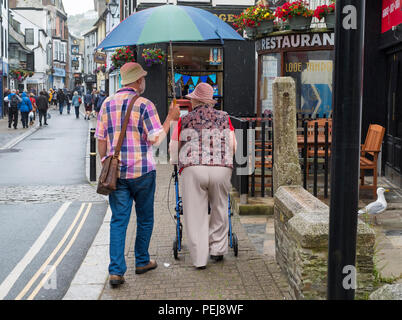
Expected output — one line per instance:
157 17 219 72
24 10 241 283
260 53 281 115
285 50 334 118
167 45 224 109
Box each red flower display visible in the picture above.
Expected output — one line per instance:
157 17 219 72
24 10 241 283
314 3 335 20
275 1 314 21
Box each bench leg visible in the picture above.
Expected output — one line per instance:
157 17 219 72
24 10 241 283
360 169 365 186
373 167 378 199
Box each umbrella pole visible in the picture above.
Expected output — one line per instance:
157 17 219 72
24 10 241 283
170 41 176 106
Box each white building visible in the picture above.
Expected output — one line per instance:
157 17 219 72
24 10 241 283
83 26 97 92
9 9 52 93
106 0 120 95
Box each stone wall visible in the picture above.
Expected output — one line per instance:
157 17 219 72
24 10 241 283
274 186 376 300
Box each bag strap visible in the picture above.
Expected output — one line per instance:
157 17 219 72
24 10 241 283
114 94 140 158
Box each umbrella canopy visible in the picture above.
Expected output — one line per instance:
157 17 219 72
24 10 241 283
97 4 244 49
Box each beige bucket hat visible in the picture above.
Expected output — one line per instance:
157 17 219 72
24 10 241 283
120 62 148 86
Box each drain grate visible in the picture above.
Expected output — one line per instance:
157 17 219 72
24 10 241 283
385 230 402 236
0 148 21 153
29 138 55 141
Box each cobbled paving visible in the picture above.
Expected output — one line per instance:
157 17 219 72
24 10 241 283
0 184 107 204
100 164 290 300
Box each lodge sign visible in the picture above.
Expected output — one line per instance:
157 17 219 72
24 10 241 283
256 32 335 52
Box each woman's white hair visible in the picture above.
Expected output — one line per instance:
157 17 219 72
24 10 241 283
74 91 78 95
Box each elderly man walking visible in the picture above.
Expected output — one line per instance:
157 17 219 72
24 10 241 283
95 62 180 287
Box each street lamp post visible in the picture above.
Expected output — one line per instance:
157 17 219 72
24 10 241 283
327 0 366 300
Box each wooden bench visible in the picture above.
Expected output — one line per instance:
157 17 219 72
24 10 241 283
360 124 386 198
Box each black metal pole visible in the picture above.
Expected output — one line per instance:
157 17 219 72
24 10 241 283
327 0 366 300
90 128 97 182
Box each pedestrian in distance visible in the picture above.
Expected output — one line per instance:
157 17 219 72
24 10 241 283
84 91 93 120
4 89 22 129
3 88 10 118
52 89 58 107
64 89 72 114
36 91 49 127
29 93 37 125
91 89 98 119
19 92 33 129
57 89 65 115
169 83 237 270
95 62 180 287
72 91 81 119
95 90 107 118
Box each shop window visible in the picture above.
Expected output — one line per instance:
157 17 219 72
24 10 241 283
168 45 224 110
285 50 334 118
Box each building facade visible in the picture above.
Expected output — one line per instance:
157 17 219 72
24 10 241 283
83 27 97 92
0 0 9 118
117 0 256 121
10 0 70 90
10 9 52 93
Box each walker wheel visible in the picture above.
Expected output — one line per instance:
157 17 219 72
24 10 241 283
232 233 238 257
173 239 179 260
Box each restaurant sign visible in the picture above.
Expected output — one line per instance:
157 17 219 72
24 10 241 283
382 0 402 33
256 32 335 52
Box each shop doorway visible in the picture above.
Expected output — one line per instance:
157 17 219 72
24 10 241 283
385 50 402 183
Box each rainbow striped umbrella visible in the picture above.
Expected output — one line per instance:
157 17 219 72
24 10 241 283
97 4 243 49
97 4 243 100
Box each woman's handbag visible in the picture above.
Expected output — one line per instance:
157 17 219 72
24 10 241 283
96 95 139 195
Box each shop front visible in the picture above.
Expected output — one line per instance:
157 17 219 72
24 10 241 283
374 0 402 185
84 74 97 93
256 31 335 118
53 67 66 89
135 4 256 121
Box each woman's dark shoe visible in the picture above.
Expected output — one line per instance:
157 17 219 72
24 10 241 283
109 275 125 287
135 260 158 274
210 255 223 262
196 266 206 270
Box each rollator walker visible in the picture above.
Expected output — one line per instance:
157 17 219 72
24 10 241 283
172 165 238 259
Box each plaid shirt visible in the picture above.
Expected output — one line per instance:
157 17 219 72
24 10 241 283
95 87 163 179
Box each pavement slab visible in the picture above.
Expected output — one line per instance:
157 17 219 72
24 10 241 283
99 164 289 300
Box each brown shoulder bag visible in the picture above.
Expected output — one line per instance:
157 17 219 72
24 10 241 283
97 95 139 195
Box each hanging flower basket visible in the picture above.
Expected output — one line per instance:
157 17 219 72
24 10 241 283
257 20 274 34
111 46 136 69
275 1 314 31
314 2 336 29
288 15 313 31
234 4 275 38
10 69 31 82
142 48 166 67
325 12 336 29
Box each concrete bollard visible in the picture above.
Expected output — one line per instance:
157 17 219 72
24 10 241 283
272 77 302 194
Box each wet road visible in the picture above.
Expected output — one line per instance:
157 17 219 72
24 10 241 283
0 108 108 300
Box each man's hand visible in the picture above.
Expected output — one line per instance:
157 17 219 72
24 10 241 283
168 100 180 121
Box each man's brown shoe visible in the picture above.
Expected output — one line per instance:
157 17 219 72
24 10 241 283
135 260 158 274
109 275 125 287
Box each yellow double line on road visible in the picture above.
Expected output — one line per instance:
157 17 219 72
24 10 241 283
15 203 92 300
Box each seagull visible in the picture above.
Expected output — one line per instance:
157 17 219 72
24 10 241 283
358 187 389 225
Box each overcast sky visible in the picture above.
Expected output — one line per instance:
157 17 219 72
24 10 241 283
63 0 94 15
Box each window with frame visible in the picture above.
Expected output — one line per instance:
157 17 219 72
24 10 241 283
168 45 224 109
284 50 334 118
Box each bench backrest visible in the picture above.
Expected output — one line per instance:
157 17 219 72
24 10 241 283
362 124 386 157
307 119 332 136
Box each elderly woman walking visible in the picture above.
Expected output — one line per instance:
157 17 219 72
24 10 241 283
169 83 237 269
